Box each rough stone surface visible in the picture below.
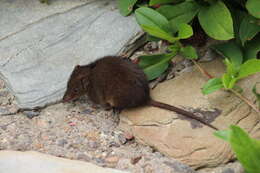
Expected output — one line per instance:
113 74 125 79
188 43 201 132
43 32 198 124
0 150 127 173
120 58 260 168
0 0 142 109
0 0 92 38
0 77 197 173
197 161 244 173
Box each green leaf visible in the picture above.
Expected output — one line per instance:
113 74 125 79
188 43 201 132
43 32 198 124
230 9 247 45
223 58 239 78
212 41 243 67
146 35 161 42
144 62 169 80
198 1 234 40
180 45 198 59
244 35 260 60
246 0 260 18
221 58 239 89
177 23 193 39
239 15 260 45
141 25 178 42
202 78 224 95
222 73 232 89
118 0 138 16
157 2 200 32
139 53 172 68
229 125 260 173
135 7 172 34
229 78 238 89
139 52 177 80
149 0 174 6
168 43 181 52
214 130 231 141
237 59 260 79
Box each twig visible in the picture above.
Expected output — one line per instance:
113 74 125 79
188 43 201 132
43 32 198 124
191 58 259 115
191 59 213 79
230 89 260 114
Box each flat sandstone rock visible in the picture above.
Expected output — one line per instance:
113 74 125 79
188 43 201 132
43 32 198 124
0 150 127 173
120 58 260 168
0 0 142 109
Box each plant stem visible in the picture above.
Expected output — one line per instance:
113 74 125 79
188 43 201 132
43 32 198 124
230 89 260 114
192 59 213 79
191 59 259 114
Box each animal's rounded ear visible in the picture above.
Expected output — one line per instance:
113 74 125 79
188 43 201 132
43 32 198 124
75 65 80 69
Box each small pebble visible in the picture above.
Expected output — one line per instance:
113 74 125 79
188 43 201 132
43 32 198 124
0 125 7 130
94 158 105 165
68 121 76 126
57 139 68 147
23 110 40 119
102 152 108 157
8 105 19 114
108 141 120 148
34 143 43 149
88 140 99 149
0 90 9 97
124 132 134 140
118 134 127 145
105 156 119 164
0 107 10 115
222 168 235 173
77 153 91 161
144 42 158 51
198 49 216 62
68 143 81 149
131 156 142 165
81 109 93 114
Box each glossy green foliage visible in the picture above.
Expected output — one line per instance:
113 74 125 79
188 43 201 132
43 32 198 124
202 58 260 94
179 45 198 59
135 7 194 43
198 1 234 40
118 0 260 82
202 78 224 95
157 2 200 32
139 52 178 80
149 0 174 6
239 15 260 45
212 41 243 68
118 0 139 16
244 35 260 60
246 0 260 18
215 125 260 173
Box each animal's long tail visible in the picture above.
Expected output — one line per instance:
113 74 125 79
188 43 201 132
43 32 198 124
149 99 219 130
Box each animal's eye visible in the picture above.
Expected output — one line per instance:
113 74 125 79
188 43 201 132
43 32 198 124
74 88 78 93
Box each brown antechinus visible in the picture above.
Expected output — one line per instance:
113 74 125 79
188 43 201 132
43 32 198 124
63 56 218 130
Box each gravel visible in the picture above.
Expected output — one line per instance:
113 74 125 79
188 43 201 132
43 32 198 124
0 78 197 173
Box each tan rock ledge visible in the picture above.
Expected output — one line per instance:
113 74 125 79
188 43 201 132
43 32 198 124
120 58 260 169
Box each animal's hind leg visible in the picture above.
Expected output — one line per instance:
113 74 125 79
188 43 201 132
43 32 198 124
112 107 122 114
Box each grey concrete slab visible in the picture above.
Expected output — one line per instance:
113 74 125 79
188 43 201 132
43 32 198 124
0 150 128 173
0 0 142 109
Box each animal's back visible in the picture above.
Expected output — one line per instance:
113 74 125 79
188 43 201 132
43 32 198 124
89 56 150 109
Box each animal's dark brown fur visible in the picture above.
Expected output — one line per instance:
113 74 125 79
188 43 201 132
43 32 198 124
63 56 150 109
63 56 218 130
